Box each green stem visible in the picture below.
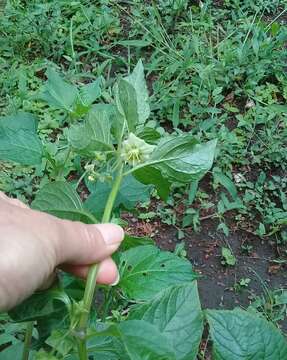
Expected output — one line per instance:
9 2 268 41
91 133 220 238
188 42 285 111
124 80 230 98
22 322 33 360
102 164 123 223
75 164 124 359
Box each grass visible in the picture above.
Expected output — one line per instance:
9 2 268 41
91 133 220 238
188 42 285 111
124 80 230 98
0 0 286 319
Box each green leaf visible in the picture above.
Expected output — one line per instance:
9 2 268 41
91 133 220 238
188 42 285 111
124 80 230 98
118 245 197 300
136 127 161 145
117 320 175 360
0 112 38 132
40 68 78 111
78 77 102 106
85 175 151 218
116 59 150 132
117 39 152 47
32 181 96 223
213 169 238 200
134 166 171 200
206 308 287 360
124 59 150 125
120 234 154 251
89 320 175 360
116 79 138 132
221 247 236 266
68 106 113 155
0 113 43 165
9 288 67 322
129 283 203 360
0 342 24 360
46 330 74 356
148 135 217 183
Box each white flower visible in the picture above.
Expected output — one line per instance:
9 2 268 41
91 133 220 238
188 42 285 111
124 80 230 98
121 133 155 167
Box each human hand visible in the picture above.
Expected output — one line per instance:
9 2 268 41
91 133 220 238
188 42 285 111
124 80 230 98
0 192 124 311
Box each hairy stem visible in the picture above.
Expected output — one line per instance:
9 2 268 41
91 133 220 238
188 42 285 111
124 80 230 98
76 164 124 359
22 322 33 360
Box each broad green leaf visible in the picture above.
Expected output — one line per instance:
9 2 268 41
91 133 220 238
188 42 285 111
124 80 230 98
120 234 154 251
147 135 217 183
116 59 150 132
85 175 151 218
117 320 175 360
206 308 287 360
89 320 175 360
40 68 78 111
32 182 96 223
78 77 102 106
124 59 150 125
0 112 38 132
0 342 24 360
68 106 113 155
118 245 197 300
9 288 67 322
129 283 203 360
116 79 138 132
134 166 171 200
87 323 126 360
0 113 42 165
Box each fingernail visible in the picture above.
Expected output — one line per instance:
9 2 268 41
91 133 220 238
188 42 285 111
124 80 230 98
97 224 124 246
111 271 120 286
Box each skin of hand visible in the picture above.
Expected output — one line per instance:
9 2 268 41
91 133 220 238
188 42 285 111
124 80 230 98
0 192 124 311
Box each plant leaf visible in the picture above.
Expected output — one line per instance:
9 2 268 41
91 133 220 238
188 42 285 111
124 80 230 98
213 168 238 200
89 320 176 360
115 59 150 132
0 342 24 360
124 59 150 125
40 68 78 111
129 283 203 360
115 79 138 132
133 165 171 200
148 135 217 183
117 320 175 360
206 308 287 360
68 106 113 155
0 112 38 132
85 175 151 218
78 77 102 106
9 288 67 322
32 181 96 223
120 234 154 251
0 113 42 165
118 245 197 300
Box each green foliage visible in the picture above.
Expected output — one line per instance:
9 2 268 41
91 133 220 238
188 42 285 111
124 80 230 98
118 245 197 300
206 308 287 359
32 182 96 223
129 283 203 360
221 247 236 266
1 0 287 358
0 113 42 165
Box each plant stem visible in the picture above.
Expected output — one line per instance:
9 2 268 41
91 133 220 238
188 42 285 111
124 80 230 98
102 164 123 223
75 164 124 359
22 322 33 360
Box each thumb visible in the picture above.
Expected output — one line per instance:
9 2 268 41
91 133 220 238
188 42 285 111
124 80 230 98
55 220 124 266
